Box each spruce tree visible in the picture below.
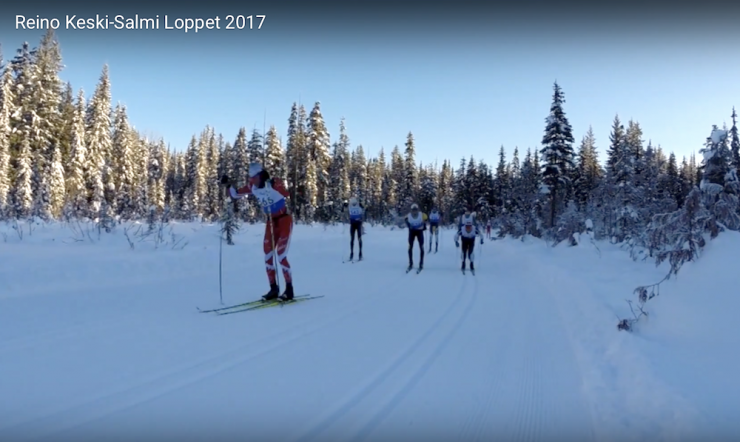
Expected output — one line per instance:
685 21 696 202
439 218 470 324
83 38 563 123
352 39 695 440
264 125 284 180
0 65 12 217
65 90 88 217
730 107 740 171
85 65 112 214
540 82 576 228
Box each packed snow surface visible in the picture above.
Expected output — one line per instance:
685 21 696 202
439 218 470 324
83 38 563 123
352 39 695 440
1 221 739 442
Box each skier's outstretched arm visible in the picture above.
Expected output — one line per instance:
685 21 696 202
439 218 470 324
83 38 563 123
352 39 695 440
221 174 251 200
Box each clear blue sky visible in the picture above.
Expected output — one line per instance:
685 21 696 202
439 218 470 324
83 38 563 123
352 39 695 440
2 4 739 168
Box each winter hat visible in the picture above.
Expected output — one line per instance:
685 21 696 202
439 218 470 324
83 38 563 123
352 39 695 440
349 197 358 206
410 203 419 210
249 162 263 178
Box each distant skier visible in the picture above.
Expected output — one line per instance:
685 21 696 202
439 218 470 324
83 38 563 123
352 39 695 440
343 196 364 261
428 208 441 253
455 208 483 273
405 203 428 272
221 163 295 301
486 219 492 239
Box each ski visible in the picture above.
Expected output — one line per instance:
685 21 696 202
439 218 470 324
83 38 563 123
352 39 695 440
217 295 324 315
198 294 312 313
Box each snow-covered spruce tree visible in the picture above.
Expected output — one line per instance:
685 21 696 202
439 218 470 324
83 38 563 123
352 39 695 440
147 139 167 216
573 126 601 211
112 103 136 219
328 118 351 221
539 82 576 231
284 104 300 215
64 89 88 218
390 146 405 211
12 137 34 218
306 102 332 222
131 133 150 218
180 136 199 220
436 160 454 223
46 140 65 218
29 30 65 220
303 155 318 221
85 65 112 216
351 145 368 204
730 107 740 172
229 128 248 219
8 42 40 220
493 146 510 220
475 159 493 220
514 148 543 238
202 128 221 221
659 152 683 209
58 82 75 169
463 157 478 209
698 127 740 231
264 125 285 180
645 187 713 275
417 164 438 212
401 132 418 209
289 104 311 221
0 64 13 218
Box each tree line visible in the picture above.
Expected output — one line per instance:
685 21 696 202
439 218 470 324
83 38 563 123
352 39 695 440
1 30 739 265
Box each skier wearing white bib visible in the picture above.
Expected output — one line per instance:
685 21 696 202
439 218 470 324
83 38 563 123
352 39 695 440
343 196 364 261
221 163 296 302
455 207 483 274
404 203 428 272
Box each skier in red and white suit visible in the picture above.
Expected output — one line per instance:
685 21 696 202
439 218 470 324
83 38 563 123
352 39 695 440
222 162 295 301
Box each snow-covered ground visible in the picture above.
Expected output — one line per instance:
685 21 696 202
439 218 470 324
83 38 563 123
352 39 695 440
1 220 738 442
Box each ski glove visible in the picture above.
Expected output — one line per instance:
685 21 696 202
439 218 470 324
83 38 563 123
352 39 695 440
455 240 459 248
480 238 484 245
220 174 231 185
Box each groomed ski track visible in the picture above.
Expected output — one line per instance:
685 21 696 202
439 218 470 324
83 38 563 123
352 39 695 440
0 225 597 442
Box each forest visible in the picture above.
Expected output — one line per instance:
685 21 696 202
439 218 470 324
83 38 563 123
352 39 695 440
1 30 739 273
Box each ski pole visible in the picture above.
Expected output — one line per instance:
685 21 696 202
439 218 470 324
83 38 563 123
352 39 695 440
218 186 230 305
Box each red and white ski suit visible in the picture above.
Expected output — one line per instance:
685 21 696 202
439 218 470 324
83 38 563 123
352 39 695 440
230 178 293 285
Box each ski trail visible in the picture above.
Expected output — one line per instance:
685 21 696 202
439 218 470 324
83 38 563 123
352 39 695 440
345 275 480 442
288 276 474 442
352 239 597 442
0 268 411 441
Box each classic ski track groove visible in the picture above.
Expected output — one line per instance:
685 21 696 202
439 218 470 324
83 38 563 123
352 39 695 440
290 276 476 442
457 245 592 442
347 276 480 442
0 272 410 441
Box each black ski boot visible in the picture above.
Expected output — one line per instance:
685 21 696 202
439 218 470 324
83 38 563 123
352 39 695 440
470 262 475 274
358 251 363 261
262 283 279 302
278 283 294 301
349 251 354 261
407 261 414 272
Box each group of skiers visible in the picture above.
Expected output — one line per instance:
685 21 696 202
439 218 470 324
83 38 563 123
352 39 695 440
220 163 494 303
